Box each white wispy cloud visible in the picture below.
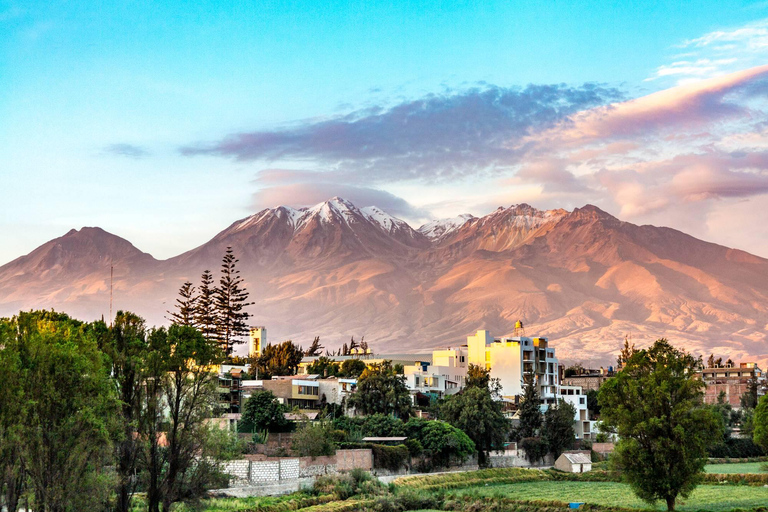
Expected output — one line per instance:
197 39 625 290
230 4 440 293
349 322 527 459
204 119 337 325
648 18 768 84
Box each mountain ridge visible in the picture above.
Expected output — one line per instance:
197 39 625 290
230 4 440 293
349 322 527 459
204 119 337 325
2 198 767 366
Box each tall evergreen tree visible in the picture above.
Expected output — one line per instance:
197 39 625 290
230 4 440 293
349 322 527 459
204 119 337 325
194 270 218 342
168 281 198 326
517 374 543 439
215 247 254 356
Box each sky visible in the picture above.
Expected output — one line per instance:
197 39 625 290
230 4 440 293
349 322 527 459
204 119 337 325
3 0 768 263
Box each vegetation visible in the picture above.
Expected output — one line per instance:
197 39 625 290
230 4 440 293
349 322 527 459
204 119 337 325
598 339 723 511
239 390 290 434
439 365 508 466
347 360 412 418
292 422 336 458
754 394 768 452
542 399 576 459
253 340 305 379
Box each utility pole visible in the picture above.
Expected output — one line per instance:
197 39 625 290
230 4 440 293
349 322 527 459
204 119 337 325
109 260 113 327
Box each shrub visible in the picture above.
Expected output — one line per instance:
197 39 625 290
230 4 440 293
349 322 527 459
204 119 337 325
520 437 548 465
404 438 423 457
292 422 336 458
372 444 409 471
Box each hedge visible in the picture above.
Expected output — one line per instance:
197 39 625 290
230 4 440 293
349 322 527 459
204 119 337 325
371 444 410 471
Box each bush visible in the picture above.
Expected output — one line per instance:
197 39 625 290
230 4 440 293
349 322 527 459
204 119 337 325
520 437 548 465
292 422 336 458
371 444 409 471
709 437 767 458
404 438 423 457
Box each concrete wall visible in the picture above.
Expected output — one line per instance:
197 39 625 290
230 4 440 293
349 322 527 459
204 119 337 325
223 449 373 488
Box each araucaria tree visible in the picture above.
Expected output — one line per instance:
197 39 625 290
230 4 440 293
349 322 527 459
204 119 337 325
168 281 198 326
214 247 254 356
194 269 218 341
598 339 723 511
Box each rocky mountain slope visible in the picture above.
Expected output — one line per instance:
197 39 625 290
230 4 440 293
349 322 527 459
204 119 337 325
2 198 767 365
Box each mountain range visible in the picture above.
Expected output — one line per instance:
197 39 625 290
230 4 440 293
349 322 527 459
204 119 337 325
2 197 767 366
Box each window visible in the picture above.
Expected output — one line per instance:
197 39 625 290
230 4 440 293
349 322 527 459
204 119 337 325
460 356 465 363
579 397 585 405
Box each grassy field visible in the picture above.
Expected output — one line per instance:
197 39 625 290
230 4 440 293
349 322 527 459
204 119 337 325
705 462 766 474
452 481 768 511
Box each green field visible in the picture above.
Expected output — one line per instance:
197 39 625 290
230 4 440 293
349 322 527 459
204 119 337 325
452 481 768 511
705 462 766 474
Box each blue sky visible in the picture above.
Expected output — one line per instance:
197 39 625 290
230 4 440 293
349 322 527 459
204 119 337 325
3 0 768 263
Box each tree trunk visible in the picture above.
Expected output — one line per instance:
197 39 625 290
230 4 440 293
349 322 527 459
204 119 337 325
666 495 676 511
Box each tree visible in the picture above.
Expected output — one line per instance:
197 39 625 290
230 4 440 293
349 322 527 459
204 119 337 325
12 311 120 512
617 336 637 367
417 420 475 467
598 339 723 511
142 324 224 512
339 358 367 378
239 390 290 434
542 399 576 459
439 383 508 466
305 336 324 356
215 247 254 356
754 394 768 451
707 353 715 368
100 311 150 512
586 389 601 419
516 374 542 440
466 363 491 390
291 422 335 457
741 378 759 410
347 361 412 418
195 270 218 341
253 340 304 379
306 356 340 377
168 281 198 326
0 318 24 512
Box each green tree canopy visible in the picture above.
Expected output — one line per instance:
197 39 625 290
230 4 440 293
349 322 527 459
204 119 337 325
516 374 542 440
439 384 508 466
754 394 768 451
339 358 367 377
306 356 340 377
598 339 723 511
253 340 304 379
240 390 290 433
542 399 576 459
347 360 412 419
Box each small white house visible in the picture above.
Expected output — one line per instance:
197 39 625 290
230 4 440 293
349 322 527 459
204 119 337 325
554 452 592 473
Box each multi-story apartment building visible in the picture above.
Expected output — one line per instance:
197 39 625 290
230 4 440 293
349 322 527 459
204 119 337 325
698 362 766 408
560 385 595 439
403 329 560 404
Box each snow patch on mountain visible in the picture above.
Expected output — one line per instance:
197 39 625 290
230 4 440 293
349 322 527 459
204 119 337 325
418 214 475 241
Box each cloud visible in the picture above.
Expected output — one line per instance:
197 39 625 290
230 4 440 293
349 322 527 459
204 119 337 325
104 143 150 158
251 182 430 221
648 18 768 83
182 83 622 183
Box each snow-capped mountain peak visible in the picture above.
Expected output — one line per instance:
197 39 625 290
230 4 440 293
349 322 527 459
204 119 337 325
418 214 475 242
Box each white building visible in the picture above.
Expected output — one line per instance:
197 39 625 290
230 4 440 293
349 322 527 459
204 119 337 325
559 385 596 439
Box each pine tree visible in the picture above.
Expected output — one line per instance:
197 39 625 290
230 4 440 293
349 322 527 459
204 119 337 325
168 281 198 326
194 270 218 341
215 247 254 356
